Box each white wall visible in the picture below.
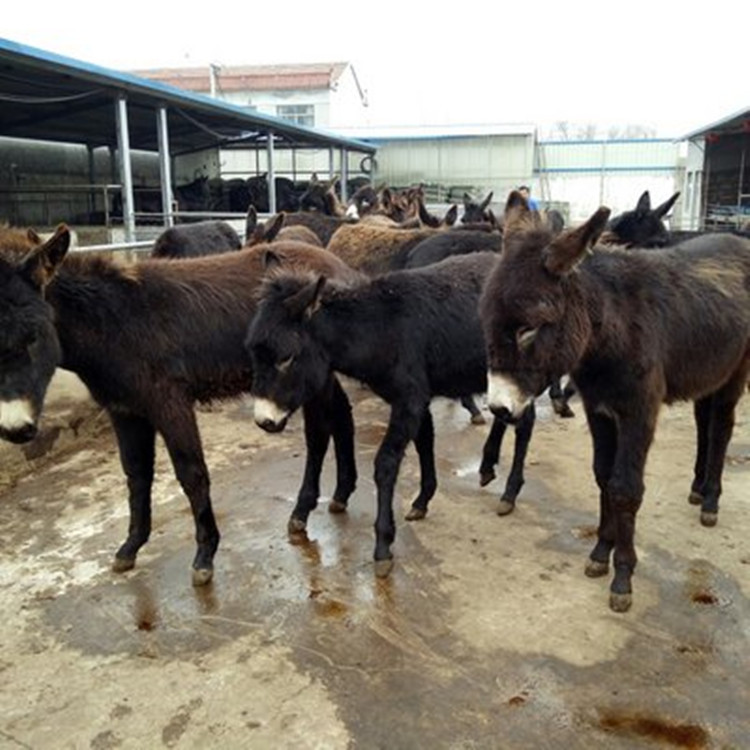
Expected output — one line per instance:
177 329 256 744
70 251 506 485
329 67 369 128
543 172 683 226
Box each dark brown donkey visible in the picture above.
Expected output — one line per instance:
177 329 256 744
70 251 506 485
0 226 360 586
479 193 750 613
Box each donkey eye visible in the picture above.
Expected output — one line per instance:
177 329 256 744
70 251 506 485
516 327 539 350
276 355 294 373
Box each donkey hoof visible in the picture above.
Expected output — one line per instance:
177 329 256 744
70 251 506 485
374 558 394 578
496 500 515 516
609 592 632 613
700 511 718 527
288 517 307 534
112 556 136 573
688 491 704 506
552 400 575 418
470 413 487 426
405 507 427 521
328 500 348 515
479 470 496 487
192 567 213 587
585 559 609 578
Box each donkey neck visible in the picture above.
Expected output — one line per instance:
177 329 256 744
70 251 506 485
313 278 402 385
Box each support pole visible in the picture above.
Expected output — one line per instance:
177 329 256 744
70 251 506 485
87 145 96 219
267 133 277 214
340 148 349 202
156 106 174 227
115 96 136 242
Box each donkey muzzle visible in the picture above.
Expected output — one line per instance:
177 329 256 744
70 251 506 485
253 398 290 433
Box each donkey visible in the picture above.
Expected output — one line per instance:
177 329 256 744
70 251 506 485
299 174 347 216
246 252 537 575
605 190 681 248
0 226 361 586
546 190 681 418
151 220 242 258
244 208 323 248
479 191 750 613
461 192 494 224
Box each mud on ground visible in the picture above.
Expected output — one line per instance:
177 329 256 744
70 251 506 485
0 377 748 749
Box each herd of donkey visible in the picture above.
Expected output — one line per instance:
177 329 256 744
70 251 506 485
2 176 750 614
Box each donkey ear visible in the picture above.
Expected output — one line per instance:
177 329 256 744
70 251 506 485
27 228 41 244
544 207 611 276
22 224 70 288
444 204 459 226
262 248 283 271
264 212 285 242
245 205 258 240
480 192 493 211
284 275 327 319
417 199 439 228
635 191 651 216
503 190 531 232
654 192 680 219
463 192 472 206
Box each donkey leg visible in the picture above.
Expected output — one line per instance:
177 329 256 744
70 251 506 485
688 397 711 507
498 402 536 515
329 376 357 513
696 368 749 526
550 377 575 418
158 405 219 586
289 396 334 534
406 407 437 521
460 395 486 425
372 402 425 576
583 410 618 579
608 412 657 612
110 412 156 572
479 416 507 487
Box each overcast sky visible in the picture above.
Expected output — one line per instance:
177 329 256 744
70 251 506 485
4 0 747 137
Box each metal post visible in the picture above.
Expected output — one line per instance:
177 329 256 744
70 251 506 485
115 96 136 242
87 145 96 219
328 147 335 180
267 132 277 214
156 106 174 227
340 148 349 202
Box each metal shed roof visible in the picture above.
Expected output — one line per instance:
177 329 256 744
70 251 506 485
0 38 376 156
681 106 750 141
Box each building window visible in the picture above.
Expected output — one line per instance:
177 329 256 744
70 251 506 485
277 104 314 127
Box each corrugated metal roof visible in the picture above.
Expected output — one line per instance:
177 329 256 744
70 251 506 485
0 39 374 155
681 107 750 140
134 62 350 93
337 123 536 141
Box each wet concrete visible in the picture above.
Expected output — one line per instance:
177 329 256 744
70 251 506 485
0 382 749 749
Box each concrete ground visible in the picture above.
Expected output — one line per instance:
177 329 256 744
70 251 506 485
0 375 748 750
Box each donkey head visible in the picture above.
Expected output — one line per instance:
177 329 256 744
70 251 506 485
607 191 680 248
346 184 380 219
245 273 331 432
461 192 494 224
479 193 610 420
299 174 343 215
0 225 70 443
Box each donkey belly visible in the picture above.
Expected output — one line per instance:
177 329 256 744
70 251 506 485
665 336 750 402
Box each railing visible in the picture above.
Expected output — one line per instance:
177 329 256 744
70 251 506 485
0 184 121 227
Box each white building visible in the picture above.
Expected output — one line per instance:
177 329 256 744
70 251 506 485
134 63 370 181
